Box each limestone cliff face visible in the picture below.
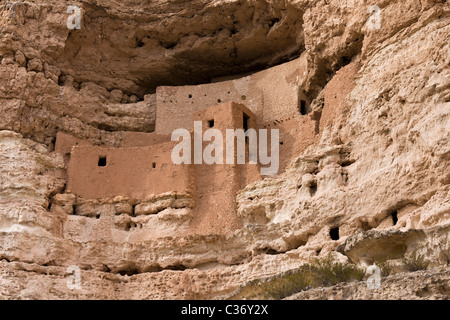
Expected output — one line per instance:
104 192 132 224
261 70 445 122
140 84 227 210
0 0 449 299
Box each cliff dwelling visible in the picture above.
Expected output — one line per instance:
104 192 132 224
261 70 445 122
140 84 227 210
54 54 326 237
0 0 448 301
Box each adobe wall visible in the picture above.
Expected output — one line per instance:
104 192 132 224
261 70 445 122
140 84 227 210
60 102 262 235
191 101 319 175
66 142 193 199
194 102 261 186
60 93 318 204
155 80 262 135
195 102 256 132
320 62 360 133
251 53 309 124
120 131 170 148
190 163 242 234
189 102 260 234
155 53 308 135
55 131 94 165
60 98 317 234
265 114 319 172
194 102 318 175
56 130 172 153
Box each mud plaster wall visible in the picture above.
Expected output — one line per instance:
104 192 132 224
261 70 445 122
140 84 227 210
120 131 170 148
320 62 360 133
155 54 308 135
66 142 193 199
198 102 318 174
62 102 263 235
267 115 319 172
189 102 260 234
193 102 261 187
55 131 94 167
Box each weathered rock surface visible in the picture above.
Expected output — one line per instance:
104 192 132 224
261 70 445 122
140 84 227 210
0 0 449 299
286 267 450 300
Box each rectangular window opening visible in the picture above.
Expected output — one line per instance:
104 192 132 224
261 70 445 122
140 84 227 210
243 113 250 131
98 156 107 167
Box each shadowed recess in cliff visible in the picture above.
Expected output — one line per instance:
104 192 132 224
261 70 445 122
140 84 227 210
54 0 305 98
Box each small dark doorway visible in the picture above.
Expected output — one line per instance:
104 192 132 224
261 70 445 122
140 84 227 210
208 119 214 128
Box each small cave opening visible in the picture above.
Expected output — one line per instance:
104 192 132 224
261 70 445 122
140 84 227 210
391 211 398 226
152 162 156 169
100 264 111 273
166 264 187 271
98 156 107 167
340 55 351 67
299 100 307 115
49 136 56 152
259 247 279 255
128 222 137 229
330 227 340 241
360 220 372 231
340 159 356 167
136 40 145 48
309 181 317 196
57 74 65 86
269 18 281 27
118 267 141 276
208 119 215 128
